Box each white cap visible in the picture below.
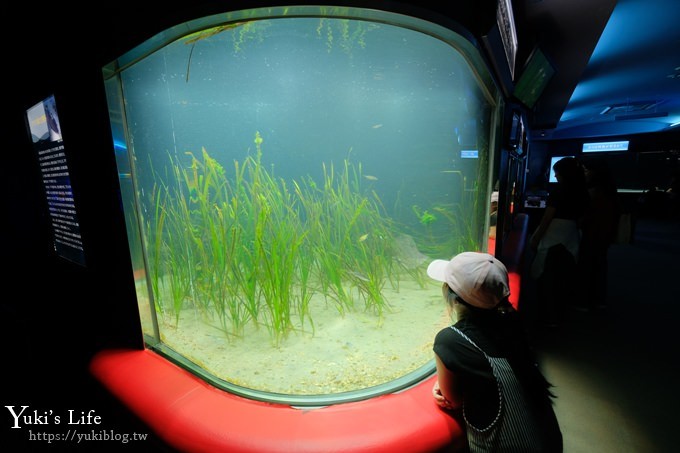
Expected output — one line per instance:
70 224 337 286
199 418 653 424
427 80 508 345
427 252 510 309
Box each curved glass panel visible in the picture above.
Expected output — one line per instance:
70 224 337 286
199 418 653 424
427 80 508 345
104 6 500 404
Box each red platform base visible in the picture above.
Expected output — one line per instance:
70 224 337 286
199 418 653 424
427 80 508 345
91 215 528 452
90 349 465 453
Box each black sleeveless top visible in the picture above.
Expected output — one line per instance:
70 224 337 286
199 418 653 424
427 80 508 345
434 313 562 452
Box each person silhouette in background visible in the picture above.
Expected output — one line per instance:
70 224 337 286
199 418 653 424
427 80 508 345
578 158 620 311
429 252 562 452
529 157 590 325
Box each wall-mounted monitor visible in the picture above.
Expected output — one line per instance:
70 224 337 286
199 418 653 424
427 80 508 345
513 47 555 109
582 140 629 152
25 95 86 266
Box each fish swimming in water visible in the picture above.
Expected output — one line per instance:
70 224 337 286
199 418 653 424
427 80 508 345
371 124 383 129
363 175 378 181
348 270 370 282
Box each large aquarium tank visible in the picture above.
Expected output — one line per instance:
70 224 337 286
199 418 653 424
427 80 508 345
104 6 501 405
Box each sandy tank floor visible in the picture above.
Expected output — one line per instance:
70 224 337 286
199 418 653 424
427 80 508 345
152 278 451 395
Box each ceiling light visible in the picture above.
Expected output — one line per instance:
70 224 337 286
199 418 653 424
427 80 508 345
615 112 668 120
601 100 663 115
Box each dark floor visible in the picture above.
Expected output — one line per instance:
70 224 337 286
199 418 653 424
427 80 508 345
2 217 677 452
527 216 680 453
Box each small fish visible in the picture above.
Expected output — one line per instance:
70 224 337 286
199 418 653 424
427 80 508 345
358 233 369 242
371 124 383 129
363 175 378 181
348 271 370 282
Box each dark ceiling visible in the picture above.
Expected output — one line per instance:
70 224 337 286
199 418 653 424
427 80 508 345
520 0 680 141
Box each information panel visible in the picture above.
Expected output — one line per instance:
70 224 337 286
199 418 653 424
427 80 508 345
26 95 86 266
582 140 629 152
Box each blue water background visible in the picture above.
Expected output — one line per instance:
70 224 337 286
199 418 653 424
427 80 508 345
120 17 490 235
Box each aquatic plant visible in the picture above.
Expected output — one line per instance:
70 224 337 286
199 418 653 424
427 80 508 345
404 171 487 259
431 202 479 253
309 159 398 315
144 132 424 342
232 21 271 53
148 184 166 314
412 207 437 226
182 24 240 83
411 204 438 246
182 21 271 82
182 16 378 83
315 17 379 54
246 134 306 341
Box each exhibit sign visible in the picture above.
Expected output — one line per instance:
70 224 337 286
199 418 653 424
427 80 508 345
26 95 86 266
582 140 630 152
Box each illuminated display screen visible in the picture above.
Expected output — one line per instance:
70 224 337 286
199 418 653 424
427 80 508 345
549 155 571 183
513 47 555 108
26 95 86 266
582 140 629 152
